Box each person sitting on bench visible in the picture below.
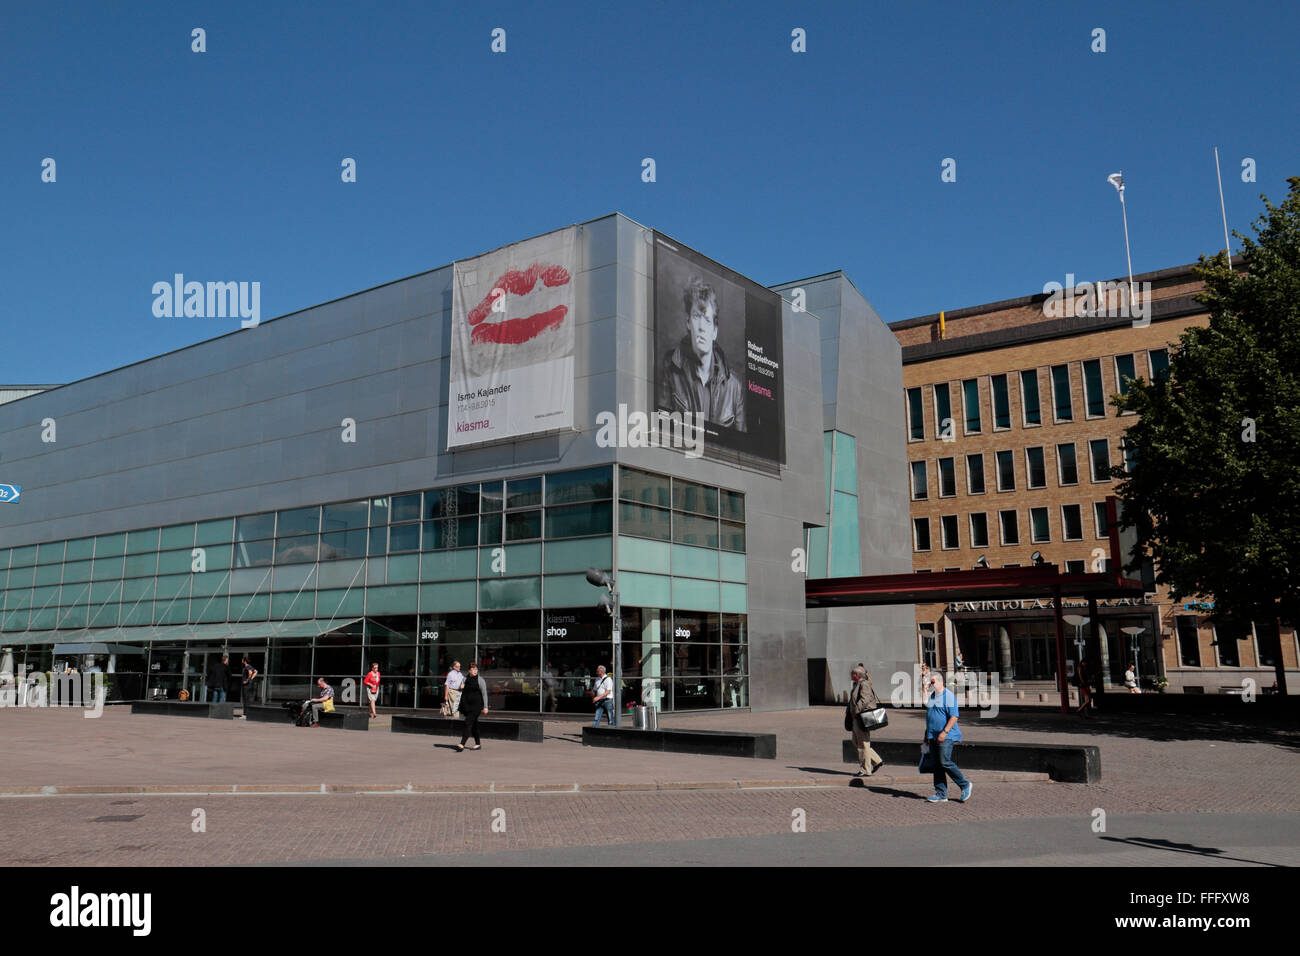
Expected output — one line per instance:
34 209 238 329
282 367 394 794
307 678 335 726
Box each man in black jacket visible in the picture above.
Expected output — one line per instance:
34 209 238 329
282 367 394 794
207 654 230 703
657 276 746 431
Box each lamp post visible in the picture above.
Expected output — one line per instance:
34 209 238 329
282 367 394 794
585 568 622 727
1121 626 1146 686
1063 614 1090 661
1064 614 1089 701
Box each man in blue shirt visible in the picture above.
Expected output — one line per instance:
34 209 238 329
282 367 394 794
924 672 972 803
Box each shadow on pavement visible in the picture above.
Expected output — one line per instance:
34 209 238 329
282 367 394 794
1099 835 1285 867
852 782 927 799
789 765 853 776
975 709 1299 747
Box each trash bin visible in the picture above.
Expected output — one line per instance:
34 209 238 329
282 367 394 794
633 705 658 730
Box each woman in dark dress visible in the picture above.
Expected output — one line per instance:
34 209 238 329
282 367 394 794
455 663 490 751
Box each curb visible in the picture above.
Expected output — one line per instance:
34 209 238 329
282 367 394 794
0 771 1050 797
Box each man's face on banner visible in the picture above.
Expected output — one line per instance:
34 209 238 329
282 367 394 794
687 297 718 362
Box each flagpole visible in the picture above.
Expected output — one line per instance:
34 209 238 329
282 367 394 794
1214 147 1232 262
1118 172 1135 303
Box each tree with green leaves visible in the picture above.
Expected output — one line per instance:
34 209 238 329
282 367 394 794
1114 176 1300 695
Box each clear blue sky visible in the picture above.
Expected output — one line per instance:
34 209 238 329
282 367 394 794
2 0 1295 384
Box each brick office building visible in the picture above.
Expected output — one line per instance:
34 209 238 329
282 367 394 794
891 262 1297 694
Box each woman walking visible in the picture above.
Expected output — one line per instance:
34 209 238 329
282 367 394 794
845 664 885 777
363 662 381 718
455 663 490 752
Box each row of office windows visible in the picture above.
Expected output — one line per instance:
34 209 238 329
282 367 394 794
910 440 1125 500
913 501 1111 552
905 349 1170 441
1172 616 1289 669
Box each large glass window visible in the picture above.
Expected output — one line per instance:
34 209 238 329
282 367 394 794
1214 623 1243 667
1115 354 1137 397
938 458 956 497
545 466 613 505
1094 501 1109 537
619 502 671 541
505 510 542 542
965 454 985 495
1255 621 1282 668
1026 446 1046 488
1020 370 1041 426
506 477 542 510
673 480 718 517
911 461 928 500
914 518 931 552
424 485 479 519
545 502 612 539
991 374 1011 429
969 513 989 549
391 493 422 522
941 515 959 550
1057 443 1078 485
479 610 541 710
995 450 1015 492
907 387 924 440
619 467 671 509
1148 348 1170 381
719 490 744 522
389 522 421 553
999 510 1019 545
1051 365 1072 421
480 482 504 513
933 384 952 436
1061 504 1083 540
1030 507 1050 542
1175 615 1201 667
673 512 719 548
719 521 745 553
1089 439 1111 481
962 379 981 433
424 517 477 550
1083 359 1105 417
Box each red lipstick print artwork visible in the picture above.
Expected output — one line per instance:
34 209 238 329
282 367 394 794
468 263 571 346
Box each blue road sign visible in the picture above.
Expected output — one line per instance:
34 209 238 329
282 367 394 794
0 484 21 503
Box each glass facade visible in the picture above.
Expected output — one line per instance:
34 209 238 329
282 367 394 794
0 463 750 714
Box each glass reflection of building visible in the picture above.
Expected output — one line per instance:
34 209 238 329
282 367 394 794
0 464 750 713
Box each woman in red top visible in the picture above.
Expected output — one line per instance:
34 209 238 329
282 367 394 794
363 662 381 718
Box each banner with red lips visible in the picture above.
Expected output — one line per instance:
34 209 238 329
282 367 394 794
449 227 578 448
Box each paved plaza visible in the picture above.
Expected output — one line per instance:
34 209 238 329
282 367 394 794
1 704 1296 865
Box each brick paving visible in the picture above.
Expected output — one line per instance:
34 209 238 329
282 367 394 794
0 703 1295 864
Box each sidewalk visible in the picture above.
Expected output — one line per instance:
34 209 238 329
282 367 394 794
1 704 1296 816
0 705 1042 795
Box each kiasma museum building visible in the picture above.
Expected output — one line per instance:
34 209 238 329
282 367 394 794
0 214 912 713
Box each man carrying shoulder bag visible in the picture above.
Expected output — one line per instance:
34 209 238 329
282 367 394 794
845 664 886 777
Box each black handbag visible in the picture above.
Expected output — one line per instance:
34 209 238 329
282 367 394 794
856 707 888 731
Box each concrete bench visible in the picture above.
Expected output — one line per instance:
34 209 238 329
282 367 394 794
842 738 1099 783
131 700 236 719
391 714 544 742
583 725 776 759
243 703 369 731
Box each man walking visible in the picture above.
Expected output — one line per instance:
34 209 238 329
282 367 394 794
845 664 884 776
591 665 614 726
444 660 465 716
924 672 971 804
